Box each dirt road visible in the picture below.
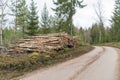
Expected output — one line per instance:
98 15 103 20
19 46 119 80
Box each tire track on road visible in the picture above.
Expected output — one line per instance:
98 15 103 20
69 47 105 80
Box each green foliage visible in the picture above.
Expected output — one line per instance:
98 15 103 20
38 54 52 64
90 23 100 44
28 52 39 59
48 15 62 33
53 0 85 35
17 0 28 37
104 27 112 42
101 42 120 49
9 0 28 37
26 0 39 36
90 23 106 44
111 0 120 41
2 28 22 47
0 46 93 79
0 75 5 80
40 3 51 34
99 25 105 43
63 48 69 52
79 27 84 41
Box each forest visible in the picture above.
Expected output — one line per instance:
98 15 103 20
0 0 120 79
0 0 120 47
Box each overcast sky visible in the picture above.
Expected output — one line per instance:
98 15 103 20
27 0 115 29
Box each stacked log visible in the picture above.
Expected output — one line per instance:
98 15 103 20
9 33 78 54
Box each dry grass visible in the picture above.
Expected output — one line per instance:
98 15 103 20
0 46 93 80
101 42 120 48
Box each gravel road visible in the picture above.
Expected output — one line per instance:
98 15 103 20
18 46 119 80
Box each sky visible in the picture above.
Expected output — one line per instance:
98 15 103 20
27 0 115 29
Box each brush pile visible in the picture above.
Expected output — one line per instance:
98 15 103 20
10 33 78 54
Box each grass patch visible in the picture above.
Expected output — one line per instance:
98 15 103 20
0 46 93 80
100 42 120 49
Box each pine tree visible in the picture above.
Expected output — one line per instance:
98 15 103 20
53 0 85 35
40 3 50 34
17 0 28 37
111 0 120 41
79 27 84 41
47 15 62 33
26 0 39 36
99 24 105 43
9 0 28 38
9 0 20 34
90 23 100 44
104 27 112 42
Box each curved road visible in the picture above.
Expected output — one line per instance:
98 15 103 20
18 46 119 80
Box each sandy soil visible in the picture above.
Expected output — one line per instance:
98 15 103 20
16 46 119 80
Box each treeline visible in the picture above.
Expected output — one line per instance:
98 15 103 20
1 0 120 47
0 0 85 47
0 0 84 47
79 24 110 44
80 0 120 44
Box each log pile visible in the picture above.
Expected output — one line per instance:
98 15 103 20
9 33 78 54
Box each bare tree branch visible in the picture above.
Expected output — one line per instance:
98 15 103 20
0 0 9 48
93 0 104 25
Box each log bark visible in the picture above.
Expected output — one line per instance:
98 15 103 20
10 33 78 54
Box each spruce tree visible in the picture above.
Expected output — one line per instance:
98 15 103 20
10 0 28 38
17 0 28 37
90 23 100 44
53 0 85 35
79 27 84 41
40 3 50 34
111 0 120 41
9 0 19 40
26 0 39 36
